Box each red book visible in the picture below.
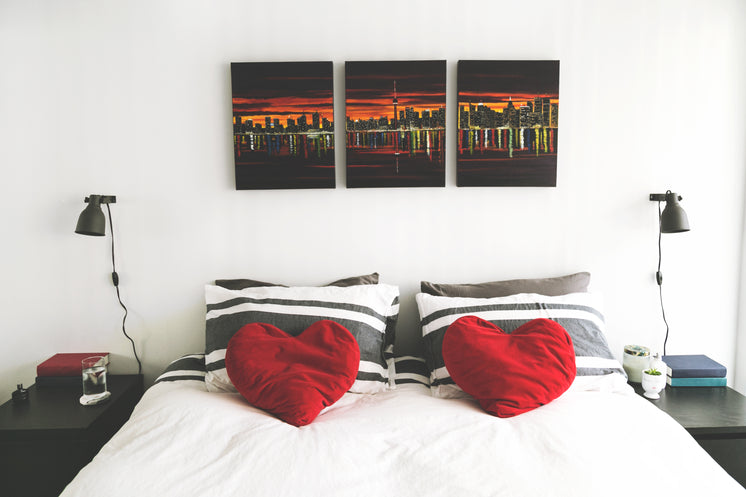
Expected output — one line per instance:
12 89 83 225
37 353 110 377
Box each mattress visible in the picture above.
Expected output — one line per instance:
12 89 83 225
60 358 745 497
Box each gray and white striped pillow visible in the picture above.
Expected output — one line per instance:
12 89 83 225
392 356 430 387
416 292 625 398
204 284 400 394
155 354 206 384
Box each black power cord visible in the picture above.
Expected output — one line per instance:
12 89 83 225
656 201 670 356
105 203 142 375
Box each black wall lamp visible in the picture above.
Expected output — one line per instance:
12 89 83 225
75 195 117 236
649 191 690 234
75 195 141 374
649 190 690 355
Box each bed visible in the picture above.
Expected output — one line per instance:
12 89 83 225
60 273 746 496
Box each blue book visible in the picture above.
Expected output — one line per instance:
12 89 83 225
666 376 727 387
662 354 727 378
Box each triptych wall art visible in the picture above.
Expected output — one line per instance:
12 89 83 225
230 60 559 190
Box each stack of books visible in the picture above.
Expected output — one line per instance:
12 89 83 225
662 354 727 387
36 353 109 387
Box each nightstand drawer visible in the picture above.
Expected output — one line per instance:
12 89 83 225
695 436 746 487
1 437 95 496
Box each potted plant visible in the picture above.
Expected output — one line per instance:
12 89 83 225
641 367 666 399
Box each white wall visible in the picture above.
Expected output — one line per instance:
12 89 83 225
1 0 745 401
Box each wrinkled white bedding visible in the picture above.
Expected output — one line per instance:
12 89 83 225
61 377 744 497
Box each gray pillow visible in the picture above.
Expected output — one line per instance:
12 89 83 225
420 272 590 298
216 272 379 290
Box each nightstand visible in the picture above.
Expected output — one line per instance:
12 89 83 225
633 384 746 487
0 374 144 497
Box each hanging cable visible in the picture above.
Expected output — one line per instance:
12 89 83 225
657 201 670 356
105 203 142 375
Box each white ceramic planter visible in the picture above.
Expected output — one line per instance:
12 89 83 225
641 370 666 399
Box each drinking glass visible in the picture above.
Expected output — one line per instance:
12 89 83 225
80 356 111 405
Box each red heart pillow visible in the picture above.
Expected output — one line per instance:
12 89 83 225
225 320 360 426
443 317 576 418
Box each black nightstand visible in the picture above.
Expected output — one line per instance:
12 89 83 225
633 384 746 487
0 374 144 497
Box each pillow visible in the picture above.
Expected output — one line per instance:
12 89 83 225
415 291 625 398
155 354 206 384
420 272 590 298
392 356 430 387
215 272 379 290
205 283 399 393
225 321 359 426
443 317 575 417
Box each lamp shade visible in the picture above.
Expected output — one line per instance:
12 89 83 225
75 195 106 236
660 191 690 233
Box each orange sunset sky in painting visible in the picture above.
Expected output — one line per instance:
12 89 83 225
457 60 559 112
458 92 559 110
345 99 445 123
232 95 334 126
231 61 334 127
230 61 559 128
345 60 446 124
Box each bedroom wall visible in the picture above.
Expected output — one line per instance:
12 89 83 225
1 0 745 401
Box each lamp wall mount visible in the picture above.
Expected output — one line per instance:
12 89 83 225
649 193 682 202
84 195 117 204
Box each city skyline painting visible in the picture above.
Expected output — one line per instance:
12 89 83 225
457 60 559 187
345 60 446 188
231 61 335 189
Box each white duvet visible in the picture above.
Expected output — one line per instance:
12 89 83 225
62 377 744 497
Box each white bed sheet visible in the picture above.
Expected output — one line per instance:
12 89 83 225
61 378 745 497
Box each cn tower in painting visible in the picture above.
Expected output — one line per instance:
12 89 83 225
393 80 400 173
393 80 398 129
